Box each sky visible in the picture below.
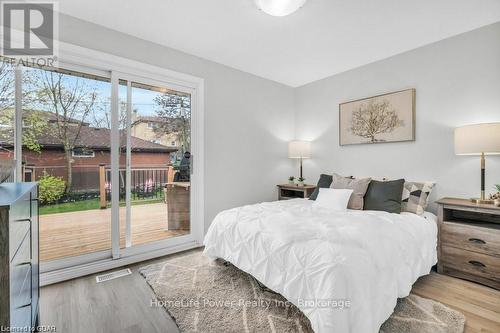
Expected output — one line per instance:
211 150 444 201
86 78 166 117
1 65 190 125
27 67 176 117
119 84 164 116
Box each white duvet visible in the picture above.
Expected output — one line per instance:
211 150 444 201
203 199 438 333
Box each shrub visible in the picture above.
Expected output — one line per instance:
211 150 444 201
39 173 66 205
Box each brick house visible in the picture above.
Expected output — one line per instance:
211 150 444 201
0 111 177 191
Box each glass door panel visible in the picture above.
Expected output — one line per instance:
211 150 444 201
118 78 191 251
20 66 113 263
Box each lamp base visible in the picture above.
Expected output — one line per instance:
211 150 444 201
470 198 494 205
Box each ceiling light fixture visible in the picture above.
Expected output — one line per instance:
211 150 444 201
255 0 308 17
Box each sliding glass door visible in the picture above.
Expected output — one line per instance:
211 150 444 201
1 56 201 275
0 61 114 267
113 73 193 256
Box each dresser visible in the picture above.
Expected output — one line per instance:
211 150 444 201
436 198 500 290
0 183 39 330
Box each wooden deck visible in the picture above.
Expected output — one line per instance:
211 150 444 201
39 203 189 262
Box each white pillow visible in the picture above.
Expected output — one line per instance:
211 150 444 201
313 188 353 211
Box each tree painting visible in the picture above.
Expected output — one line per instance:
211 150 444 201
349 99 404 143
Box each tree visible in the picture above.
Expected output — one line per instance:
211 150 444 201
0 61 15 110
0 109 48 152
153 93 191 153
350 99 403 143
0 62 47 153
89 98 129 130
35 70 98 190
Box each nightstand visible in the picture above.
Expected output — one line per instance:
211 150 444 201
436 198 500 290
277 184 316 200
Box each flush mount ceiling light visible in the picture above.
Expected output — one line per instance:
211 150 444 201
255 0 308 17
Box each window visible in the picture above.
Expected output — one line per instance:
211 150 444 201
72 148 95 158
171 141 176 146
147 122 154 129
23 168 33 182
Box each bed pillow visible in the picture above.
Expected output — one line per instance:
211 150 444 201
309 174 333 200
313 188 353 212
363 179 405 214
331 173 371 210
401 181 435 215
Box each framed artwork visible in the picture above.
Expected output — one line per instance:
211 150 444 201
339 88 415 145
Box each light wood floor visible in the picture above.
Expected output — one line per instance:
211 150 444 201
39 203 189 261
40 250 500 333
412 272 500 333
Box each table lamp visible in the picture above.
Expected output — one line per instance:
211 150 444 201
288 140 311 179
455 122 500 204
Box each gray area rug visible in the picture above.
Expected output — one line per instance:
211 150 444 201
139 252 465 333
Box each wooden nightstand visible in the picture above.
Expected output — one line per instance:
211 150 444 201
436 198 500 290
277 184 316 200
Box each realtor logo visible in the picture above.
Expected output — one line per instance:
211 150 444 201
1 1 58 66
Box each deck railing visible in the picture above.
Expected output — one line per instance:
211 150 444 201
100 165 174 208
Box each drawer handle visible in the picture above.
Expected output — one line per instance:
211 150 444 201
16 262 31 266
468 238 486 244
468 260 486 268
13 218 31 222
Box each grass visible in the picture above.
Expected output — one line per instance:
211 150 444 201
40 197 164 215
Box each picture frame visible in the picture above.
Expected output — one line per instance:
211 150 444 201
339 88 416 146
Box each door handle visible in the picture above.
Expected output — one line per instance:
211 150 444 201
468 238 486 244
190 154 193 175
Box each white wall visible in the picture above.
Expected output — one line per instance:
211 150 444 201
59 15 500 220
295 22 500 212
58 15 296 230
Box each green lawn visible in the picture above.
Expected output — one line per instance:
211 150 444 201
40 198 164 215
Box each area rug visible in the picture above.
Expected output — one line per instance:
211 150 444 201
139 251 465 333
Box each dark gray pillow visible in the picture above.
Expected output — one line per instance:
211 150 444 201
363 179 405 213
309 174 333 200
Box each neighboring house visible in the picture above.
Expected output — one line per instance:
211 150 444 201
0 110 177 191
131 113 182 152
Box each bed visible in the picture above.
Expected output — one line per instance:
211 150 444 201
203 198 438 333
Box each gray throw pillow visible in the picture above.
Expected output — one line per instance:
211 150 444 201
309 174 333 200
401 181 435 215
330 173 371 210
363 179 405 214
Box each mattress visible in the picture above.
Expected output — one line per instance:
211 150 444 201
203 198 438 333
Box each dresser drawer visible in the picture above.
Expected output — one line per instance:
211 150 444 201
441 245 500 289
9 191 31 222
441 221 500 257
10 304 31 330
10 262 32 309
9 220 30 262
12 230 31 265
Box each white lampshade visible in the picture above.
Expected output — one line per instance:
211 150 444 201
254 0 307 17
455 123 500 155
288 140 311 159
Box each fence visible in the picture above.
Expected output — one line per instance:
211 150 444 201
0 159 15 183
102 166 174 208
26 165 101 192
